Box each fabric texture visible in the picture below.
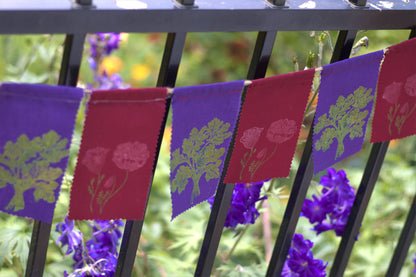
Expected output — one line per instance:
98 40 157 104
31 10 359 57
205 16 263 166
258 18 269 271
371 38 416 142
313 50 384 174
170 81 244 219
0 83 83 223
69 88 167 220
224 70 315 183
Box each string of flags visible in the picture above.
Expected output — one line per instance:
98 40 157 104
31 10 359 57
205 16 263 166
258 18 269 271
1 37 416 222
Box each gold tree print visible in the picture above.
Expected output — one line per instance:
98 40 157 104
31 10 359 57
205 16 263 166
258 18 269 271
171 118 231 204
314 86 373 159
0 131 69 211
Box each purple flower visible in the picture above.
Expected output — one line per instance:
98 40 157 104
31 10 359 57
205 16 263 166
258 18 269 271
282 234 327 277
413 252 416 274
56 216 82 255
208 181 267 228
301 168 355 237
56 219 124 276
88 33 121 58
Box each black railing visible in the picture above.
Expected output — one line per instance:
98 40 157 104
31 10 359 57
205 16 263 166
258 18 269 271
1 0 416 276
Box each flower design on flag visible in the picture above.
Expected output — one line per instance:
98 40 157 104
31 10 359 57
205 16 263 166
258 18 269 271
239 119 296 181
266 119 297 143
240 127 264 150
0 130 69 212
82 147 110 175
315 86 373 159
85 141 149 214
112 141 149 171
171 118 231 204
384 78 416 135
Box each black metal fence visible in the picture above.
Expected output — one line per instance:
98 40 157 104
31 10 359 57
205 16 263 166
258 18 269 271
1 0 416 276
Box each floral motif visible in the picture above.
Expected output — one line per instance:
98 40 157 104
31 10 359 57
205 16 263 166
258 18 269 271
383 80 416 135
82 147 110 174
240 127 263 150
239 119 296 181
266 119 296 143
382 82 402 104
112 141 149 172
85 141 149 214
405 74 416 96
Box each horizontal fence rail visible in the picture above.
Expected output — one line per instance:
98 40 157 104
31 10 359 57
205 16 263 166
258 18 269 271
1 0 416 33
1 1 416 277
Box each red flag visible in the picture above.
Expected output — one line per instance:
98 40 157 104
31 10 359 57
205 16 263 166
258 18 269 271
69 88 167 220
371 38 416 142
225 70 314 183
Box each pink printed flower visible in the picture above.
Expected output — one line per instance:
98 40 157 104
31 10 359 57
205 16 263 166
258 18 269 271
103 176 116 189
405 74 416 96
240 127 264 149
382 82 403 104
82 147 110 174
112 141 150 172
266 119 297 144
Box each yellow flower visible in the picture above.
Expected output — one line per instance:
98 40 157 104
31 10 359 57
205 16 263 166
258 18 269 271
131 64 151 81
100 56 123 75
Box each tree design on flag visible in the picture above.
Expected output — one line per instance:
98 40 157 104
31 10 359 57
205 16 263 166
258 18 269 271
383 74 416 135
84 142 150 214
240 119 296 180
315 86 373 159
171 117 231 204
0 130 69 212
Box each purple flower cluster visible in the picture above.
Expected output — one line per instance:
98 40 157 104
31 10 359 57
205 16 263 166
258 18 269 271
56 217 124 277
282 234 327 277
413 253 416 274
301 168 356 236
87 33 129 90
208 181 266 228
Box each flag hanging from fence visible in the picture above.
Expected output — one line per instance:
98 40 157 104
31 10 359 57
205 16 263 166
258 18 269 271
313 50 384 174
170 81 244 219
68 88 167 220
371 38 416 142
224 70 314 184
0 83 83 223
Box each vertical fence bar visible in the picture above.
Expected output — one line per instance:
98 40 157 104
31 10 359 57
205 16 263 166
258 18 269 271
330 142 389 276
386 195 416 276
266 30 357 277
25 34 86 277
194 31 277 277
330 29 416 277
115 32 187 277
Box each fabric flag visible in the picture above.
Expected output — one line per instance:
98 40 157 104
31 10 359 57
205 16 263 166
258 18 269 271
371 38 416 142
313 50 384 174
69 88 167 220
0 83 83 223
170 81 244 219
224 70 314 184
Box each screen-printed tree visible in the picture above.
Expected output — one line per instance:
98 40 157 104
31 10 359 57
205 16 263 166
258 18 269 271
0 130 68 211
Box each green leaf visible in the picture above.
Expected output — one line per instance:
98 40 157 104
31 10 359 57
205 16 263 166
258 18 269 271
352 86 373 109
172 165 192 194
171 148 187 170
32 166 62 203
205 117 232 145
315 113 332 133
204 162 220 181
37 130 69 163
0 166 13 188
315 127 336 152
0 223 30 269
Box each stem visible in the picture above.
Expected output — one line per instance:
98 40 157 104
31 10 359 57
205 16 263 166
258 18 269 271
99 171 129 214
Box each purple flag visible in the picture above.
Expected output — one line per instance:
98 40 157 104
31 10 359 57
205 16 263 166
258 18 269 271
312 51 384 174
170 81 244 219
0 83 83 222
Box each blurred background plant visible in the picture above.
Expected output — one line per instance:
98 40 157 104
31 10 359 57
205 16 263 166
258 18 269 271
0 29 415 276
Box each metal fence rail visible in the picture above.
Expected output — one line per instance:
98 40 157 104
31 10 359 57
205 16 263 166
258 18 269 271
1 0 415 276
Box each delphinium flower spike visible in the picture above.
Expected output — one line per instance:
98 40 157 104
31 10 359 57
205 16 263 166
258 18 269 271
208 180 267 228
301 168 356 236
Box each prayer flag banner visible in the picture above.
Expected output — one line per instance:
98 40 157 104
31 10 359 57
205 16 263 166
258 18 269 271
371 38 416 142
313 50 384 174
224 70 314 183
170 81 244 219
0 83 83 223
69 88 167 220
